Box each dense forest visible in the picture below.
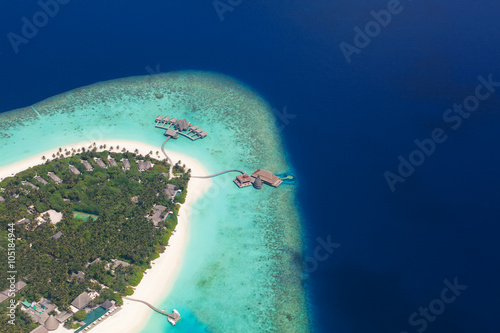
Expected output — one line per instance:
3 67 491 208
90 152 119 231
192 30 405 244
0 148 190 331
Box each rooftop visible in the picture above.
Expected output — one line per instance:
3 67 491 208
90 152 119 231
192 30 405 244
71 292 92 310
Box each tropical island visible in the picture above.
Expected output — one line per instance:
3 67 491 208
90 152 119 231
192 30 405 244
0 145 189 332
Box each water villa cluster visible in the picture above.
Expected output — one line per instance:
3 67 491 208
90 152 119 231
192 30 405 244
155 115 208 140
234 169 283 189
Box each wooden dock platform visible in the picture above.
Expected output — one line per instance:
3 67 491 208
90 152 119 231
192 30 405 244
123 297 180 325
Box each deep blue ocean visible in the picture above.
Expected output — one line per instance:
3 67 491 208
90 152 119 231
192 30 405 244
1 1 499 332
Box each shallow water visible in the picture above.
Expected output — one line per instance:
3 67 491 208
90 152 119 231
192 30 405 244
0 71 309 332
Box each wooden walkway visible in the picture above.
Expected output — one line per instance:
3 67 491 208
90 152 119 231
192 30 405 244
191 169 246 178
123 297 177 320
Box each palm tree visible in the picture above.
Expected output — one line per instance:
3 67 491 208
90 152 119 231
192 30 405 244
99 145 103 149
42 156 46 161
116 145 120 150
52 154 56 158
135 149 139 154
103 144 106 149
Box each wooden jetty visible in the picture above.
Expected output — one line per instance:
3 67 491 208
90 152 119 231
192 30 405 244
123 297 180 325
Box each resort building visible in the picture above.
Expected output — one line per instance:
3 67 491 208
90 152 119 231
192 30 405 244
36 210 63 225
175 118 189 131
71 292 92 310
50 231 63 240
147 205 172 226
27 205 37 214
251 169 283 187
81 160 94 172
15 218 30 226
23 297 55 325
137 160 153 172
68 271 85 282
110 259 131 269
253 175 263 189
44 315 59 331
35 176 49 185
165 128 179 139
30 326 49 333
55 311 72 324
121 158 131 171
0 281 27 304
69 165 81 175
94 157 108 169
47 172 62 185
234 174 252 188
165 184 182 201
108 157 118 167
22 180 39 190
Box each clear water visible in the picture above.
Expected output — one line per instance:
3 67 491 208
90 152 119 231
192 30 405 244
0 71 309 332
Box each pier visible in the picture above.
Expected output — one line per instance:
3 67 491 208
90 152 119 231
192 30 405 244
123 297 180 325
154 115 285 189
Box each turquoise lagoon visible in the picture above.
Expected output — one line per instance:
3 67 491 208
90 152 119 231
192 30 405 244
0 72 309 332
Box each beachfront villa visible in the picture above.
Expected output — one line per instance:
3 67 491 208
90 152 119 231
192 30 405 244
94 157 108 169
47 172 63 185
69 164 81 175
35 175 49 185
0 195 5 202
108 157 118 167
147 204 172 226
165 184 181 201
22 180 39 190
81 160 94 172
121 158 131 171
137 160 153 172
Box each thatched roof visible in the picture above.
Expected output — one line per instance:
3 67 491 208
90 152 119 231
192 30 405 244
30 326 48 333
44 315 59 330
253 175 263 189
71 292 92 309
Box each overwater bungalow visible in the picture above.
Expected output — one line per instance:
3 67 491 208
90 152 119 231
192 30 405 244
253 175 263 189
164 129 179 139
81 160 94 172
69 165 81 175
199 131 208 138
251 169 282 187
155 115 163 123
234 174 252 188
163 116 170 124
170 117 178 124
189 125 198 132
47 172 62 185
175 118 189 131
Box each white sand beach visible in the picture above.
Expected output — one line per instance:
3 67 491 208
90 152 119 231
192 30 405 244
0 140 212 333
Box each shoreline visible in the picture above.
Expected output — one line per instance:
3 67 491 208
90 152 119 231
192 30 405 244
0 140 212 333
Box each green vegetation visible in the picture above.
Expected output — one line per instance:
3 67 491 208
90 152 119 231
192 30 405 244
0 150 190 330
